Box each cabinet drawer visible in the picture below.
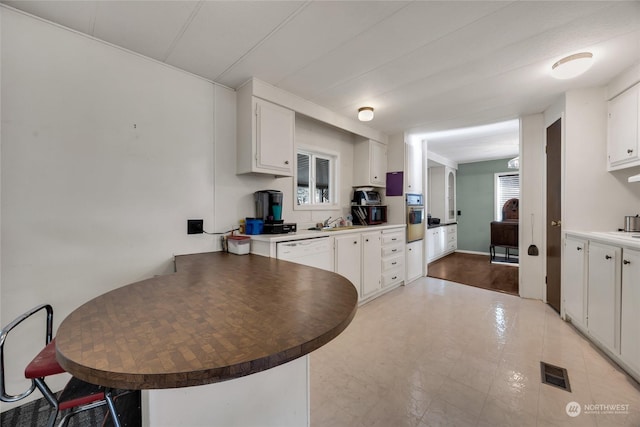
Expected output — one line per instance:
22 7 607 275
447 241 456 251
382 232 404 245
382 268 404 287
382 244 404 257
382 255 404 271
447 233 456 243
446 225 457 234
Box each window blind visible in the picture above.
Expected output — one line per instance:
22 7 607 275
496 173 520 220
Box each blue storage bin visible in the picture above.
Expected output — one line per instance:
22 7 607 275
245 218 264 235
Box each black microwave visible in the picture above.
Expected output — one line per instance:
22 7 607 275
351 205 387 225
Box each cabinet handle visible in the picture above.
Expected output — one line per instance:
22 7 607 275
284 160 289 165
551 220 561 227
624 259 631 265
392 261 397 265
374 176 378 180
577 247 582 251
628 149 634 154
605 255 612 260
392 238 397 241
392 249 398 252
366 239 369 242
353 241 358 244
392 276 397 280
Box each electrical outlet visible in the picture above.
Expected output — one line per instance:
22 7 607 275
187 219 204 234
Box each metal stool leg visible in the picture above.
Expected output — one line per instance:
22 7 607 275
105 388 121 427
34 378 60 427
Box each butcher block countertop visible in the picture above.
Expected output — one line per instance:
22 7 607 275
55 252 358 390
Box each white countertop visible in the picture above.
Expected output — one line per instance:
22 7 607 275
566 230 640 249
249 224 406 243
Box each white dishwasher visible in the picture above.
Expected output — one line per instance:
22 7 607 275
276 237 334 271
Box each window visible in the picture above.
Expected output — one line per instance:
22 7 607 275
495 172 520 220
296 148 338 209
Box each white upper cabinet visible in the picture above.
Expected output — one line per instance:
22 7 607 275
607 82 640 171
405 139 423 193
237 83 295 176
354 139 387 187
429 166 456 223
254 98 295 174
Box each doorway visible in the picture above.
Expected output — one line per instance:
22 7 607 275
546 118 562 313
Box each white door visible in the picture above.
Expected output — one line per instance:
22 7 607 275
587 242 620 351
621 248 640 374
361 231 381 297
335 235 362 298
369 141 387 186
563 236 587 328
405 139 423 193
406 241 423 282
608 83 639 168
255 98 294 174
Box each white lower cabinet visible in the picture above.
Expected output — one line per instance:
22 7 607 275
445 224 457 253
334 227 406 303
587 242 621 351
563 232 640 382
258 226 406 305
381 229 404 289
563 236 587 329
427 224 456 263
361 231 382 298
406 240 423 283
334 234 362 298
621 247 640 374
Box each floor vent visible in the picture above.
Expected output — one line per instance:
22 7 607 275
540 361 571 392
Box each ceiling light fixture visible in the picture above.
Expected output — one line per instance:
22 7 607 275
358 107 374 122
551 52 593 79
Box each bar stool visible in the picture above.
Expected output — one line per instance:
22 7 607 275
0 304 122 427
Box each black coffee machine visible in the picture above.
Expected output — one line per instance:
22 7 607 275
254 190 297 234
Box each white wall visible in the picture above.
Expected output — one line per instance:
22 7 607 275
519 114 545 300
1 8 218 408
564 87 640 231
520 77 640 303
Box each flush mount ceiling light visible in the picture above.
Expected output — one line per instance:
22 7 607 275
358 106 374 121
551 52 593 79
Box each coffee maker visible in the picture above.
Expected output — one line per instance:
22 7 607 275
254 190 297 234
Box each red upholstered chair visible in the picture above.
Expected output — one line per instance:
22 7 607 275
0 304 122 427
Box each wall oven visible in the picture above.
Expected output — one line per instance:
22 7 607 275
406 193 424 242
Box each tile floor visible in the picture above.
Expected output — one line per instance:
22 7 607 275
310 277 640 426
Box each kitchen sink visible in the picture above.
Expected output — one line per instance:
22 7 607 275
323 225 366 231
307 225 366 231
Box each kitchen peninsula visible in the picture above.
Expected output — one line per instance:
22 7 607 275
55 252 358 426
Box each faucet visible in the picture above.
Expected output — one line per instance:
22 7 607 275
324 216 343 228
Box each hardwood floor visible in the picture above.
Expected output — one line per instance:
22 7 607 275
427 252 518 295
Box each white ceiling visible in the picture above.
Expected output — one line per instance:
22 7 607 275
3 1 640 163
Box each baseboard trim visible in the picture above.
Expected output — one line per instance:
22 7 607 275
455 250 491 256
